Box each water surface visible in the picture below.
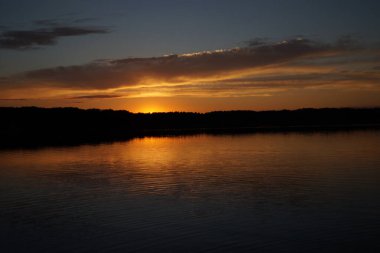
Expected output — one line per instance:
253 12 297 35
1 131 380 252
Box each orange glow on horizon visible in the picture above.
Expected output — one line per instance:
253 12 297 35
136 104 168 113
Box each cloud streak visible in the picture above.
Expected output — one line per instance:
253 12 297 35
4 38 346 87
0 24 109 50
67 94 123 99
0 37 379 101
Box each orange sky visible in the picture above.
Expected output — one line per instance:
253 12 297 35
1 38 380 112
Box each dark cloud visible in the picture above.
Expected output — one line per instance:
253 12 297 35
335 35 360 50
0 25 109 50
246 38 268 47
1 37 378 100
5 38 343 89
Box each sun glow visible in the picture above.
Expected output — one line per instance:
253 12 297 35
138 104 167 113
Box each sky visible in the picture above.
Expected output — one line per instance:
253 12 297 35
0 0 380 112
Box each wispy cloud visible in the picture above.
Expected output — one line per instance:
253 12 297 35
0 22 109 50
0 37 379 101
3 38 347 87
67 94 123 99
0 98 27 101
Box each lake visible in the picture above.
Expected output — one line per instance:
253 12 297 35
1 130 380 252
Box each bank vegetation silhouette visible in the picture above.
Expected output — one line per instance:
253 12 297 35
1 107 380 147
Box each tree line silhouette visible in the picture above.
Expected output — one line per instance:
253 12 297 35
1 107 380 147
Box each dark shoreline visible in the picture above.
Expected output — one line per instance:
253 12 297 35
1 106 380 149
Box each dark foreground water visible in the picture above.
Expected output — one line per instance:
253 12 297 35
1 130 380 252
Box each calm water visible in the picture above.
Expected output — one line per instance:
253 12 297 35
1 131 380 252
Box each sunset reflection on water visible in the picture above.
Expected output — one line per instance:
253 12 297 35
1 131 380 252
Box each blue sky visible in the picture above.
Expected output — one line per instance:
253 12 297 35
1 0 379 74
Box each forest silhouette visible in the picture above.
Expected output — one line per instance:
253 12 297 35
1 107 380 148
